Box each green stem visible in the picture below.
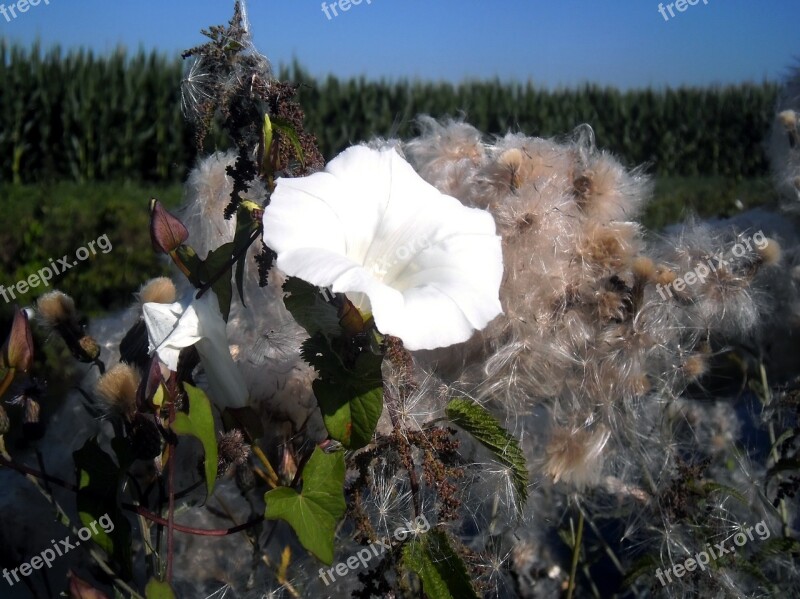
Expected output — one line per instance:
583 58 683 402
567 509 584 599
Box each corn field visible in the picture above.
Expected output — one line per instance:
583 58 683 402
0 43 779 183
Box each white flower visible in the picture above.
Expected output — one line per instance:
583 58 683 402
262 146 503 351
143 289 249 409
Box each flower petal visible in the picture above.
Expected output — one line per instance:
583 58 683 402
263 146 504 351
192 291 249 409
143 291 248 409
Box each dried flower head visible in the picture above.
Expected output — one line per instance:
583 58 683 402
756 237 782 266
217 429 250 475
96 363 141 421
544 425 611 488
138 277 178 305
35 290 78 330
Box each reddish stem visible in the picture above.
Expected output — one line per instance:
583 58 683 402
166 402 176 583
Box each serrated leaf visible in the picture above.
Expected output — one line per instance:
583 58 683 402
171 384 218 498
702 482 750 507
283 277 341 338
73 439 132 578
144 578 176 599
264 447 346 564
402 529 478 599
753 536 800 562
446 398 529 514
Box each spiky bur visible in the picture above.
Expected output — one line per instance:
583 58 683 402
400 118 794 596
217 429 250 476
181 1 323 221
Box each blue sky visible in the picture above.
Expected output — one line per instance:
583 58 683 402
1 0 798 88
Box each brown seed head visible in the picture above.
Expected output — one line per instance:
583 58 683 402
96 363 141 420
36 290 78 329
138 277 178 305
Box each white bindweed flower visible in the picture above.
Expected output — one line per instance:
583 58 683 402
262 146 503 350
143 289 249 409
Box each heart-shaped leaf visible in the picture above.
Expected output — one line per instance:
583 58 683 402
264 447 346 564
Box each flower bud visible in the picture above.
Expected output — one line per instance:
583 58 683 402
68 570 110 599
150 199 189 254
3 309 34 373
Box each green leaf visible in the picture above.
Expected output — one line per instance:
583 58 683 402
73 439 132 578
272 116 306 168
264 447 346 564
232 201 263 308
621 554 660 588
199 242 235 321
446 398 529 514
283 277 341 338
171 384 219 498
402 529 478 599
303 335 383 449
145 578 176 599
702 482 750 507
261 113 274 177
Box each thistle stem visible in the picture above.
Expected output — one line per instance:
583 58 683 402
566 508 584 599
